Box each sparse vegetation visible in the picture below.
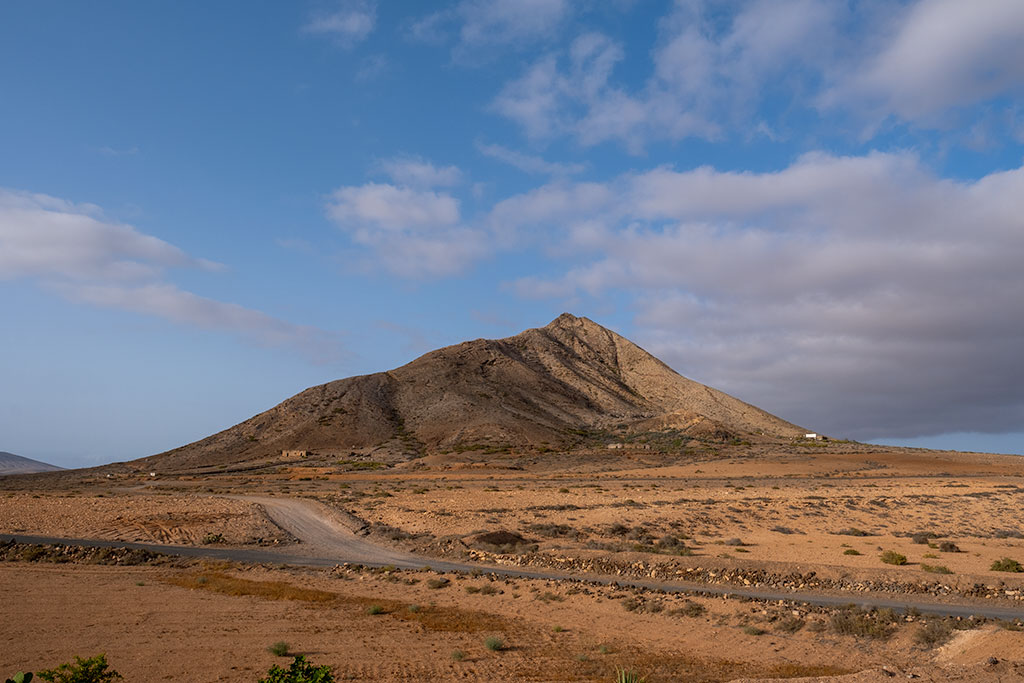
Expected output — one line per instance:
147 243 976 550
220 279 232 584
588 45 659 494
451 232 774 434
991 557 1023 572
743 626 767 636
450 650 465 662
258 656 334 683
777 617 805 633
921 564 953 574
36 654 122 683
915 621 953 648
268 641 290 657
830 607 898 639
366 604 384 615
880 550 907 565
484 636 505 651
668 601 706 618
614 668 646 683
835 528 873 537
843 549 861 556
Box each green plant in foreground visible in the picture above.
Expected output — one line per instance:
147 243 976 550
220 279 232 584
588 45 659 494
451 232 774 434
880 550 907 565
36 654 121 683
484 636 505 651
268 642 290 657
258 656 334 683
991 557 1024 572
614 668 647 683
6 673 32 683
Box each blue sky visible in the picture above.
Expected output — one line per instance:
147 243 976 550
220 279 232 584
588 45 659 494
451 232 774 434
2 0 1023 467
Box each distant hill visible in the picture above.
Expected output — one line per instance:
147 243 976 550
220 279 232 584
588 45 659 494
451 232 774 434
139 313 804 471
0 451 64 475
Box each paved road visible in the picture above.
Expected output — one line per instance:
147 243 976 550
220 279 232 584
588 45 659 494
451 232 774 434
5 495 1024 622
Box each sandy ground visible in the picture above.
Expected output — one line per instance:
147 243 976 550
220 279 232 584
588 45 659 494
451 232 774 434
3 560 1023 682
0 493 292 546
3 442 1024 681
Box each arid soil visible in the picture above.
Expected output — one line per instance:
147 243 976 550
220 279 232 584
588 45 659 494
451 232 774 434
0 493 292 546
3 442 1024 681
3 555 1022 682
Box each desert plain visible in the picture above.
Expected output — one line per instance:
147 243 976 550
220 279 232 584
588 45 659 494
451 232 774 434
4 440 1024 682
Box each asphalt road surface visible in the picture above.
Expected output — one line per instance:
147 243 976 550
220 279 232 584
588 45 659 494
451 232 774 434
5 495 1024 622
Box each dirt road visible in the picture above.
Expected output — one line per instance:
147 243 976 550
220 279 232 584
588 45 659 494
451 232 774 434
5 495 1024 622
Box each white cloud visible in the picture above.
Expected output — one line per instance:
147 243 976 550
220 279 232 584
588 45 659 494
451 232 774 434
325 181 487 277
60 283 341 363
407 0 570 57
823 0 1024 122
375 157 462 188
495 153 1024 439
492 0 1024 149
0 188 343 363
476 141 585 176
491 55 569 139
327 183 459 231
493 1 837 149
457 0 569 49
0 189 203 281
304 0 376 47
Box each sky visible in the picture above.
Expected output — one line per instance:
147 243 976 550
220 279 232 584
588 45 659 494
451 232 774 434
2 0 1023 468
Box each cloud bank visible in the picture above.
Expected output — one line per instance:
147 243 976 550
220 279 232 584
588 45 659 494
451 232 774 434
0 189 342 363
492 0 1024 150
496 153 1024 439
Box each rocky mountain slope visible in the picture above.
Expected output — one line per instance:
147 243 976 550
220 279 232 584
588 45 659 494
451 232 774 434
0 451 64 475
140 314 803 470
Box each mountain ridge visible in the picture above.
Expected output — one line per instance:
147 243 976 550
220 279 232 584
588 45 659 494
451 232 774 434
0 451 64 475
139 313 803 471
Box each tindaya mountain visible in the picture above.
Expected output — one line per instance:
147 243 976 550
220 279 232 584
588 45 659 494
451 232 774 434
0 452 64 475
144 314 803 470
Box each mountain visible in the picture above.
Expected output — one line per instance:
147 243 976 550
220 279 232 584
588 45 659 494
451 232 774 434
141 314 804 471
0 451 64 475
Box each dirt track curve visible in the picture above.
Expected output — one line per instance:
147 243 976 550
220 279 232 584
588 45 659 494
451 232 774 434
5 494 1024 622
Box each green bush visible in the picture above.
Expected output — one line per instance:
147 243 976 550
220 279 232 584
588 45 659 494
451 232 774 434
843 549 861 556
614 669 646 683
880 550 907 565
921 564 953 574
258 656 334 683
36 654 121 683
5 673 33 683
484 636 504 651
991 557 1023 572
268 642 290 657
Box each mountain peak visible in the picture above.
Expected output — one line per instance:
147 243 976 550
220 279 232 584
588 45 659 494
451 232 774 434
138 315 805 470
545 312 597 330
